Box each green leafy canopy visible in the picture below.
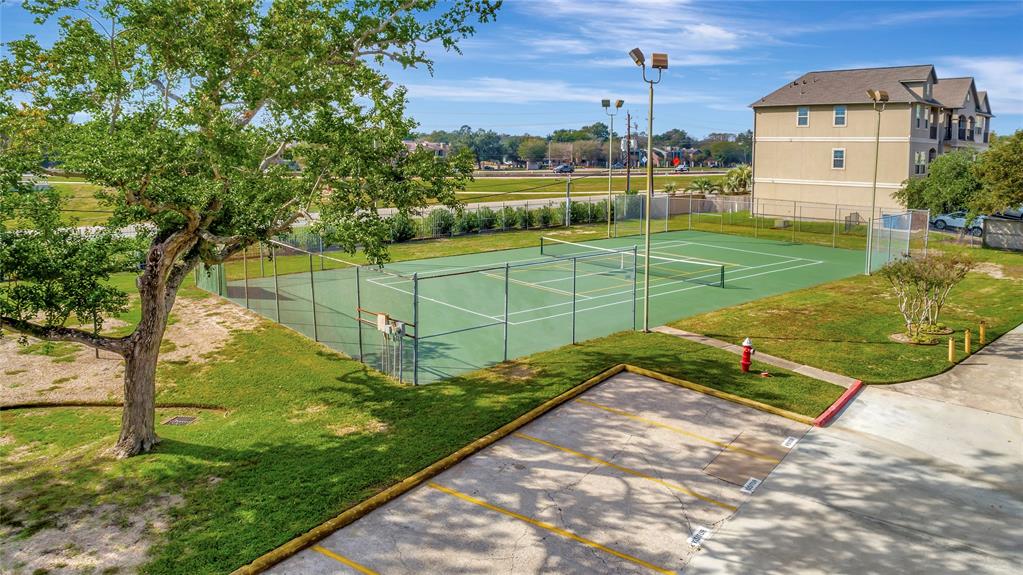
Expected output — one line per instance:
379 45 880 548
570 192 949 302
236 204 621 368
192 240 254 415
2 0 499 337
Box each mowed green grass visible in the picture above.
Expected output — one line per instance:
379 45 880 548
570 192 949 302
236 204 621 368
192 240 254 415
672 239 1023 383
0 300 840 574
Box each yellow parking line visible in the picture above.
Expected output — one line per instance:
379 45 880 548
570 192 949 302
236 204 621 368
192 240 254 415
312 545 379 575
513 433 737 512
574 398 780 463
427 482 674 575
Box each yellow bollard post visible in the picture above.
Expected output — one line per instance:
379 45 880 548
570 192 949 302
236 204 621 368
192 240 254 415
948 337 955 362
979 322 986 345
964 329 971 355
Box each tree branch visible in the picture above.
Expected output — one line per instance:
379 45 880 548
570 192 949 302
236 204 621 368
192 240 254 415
259 141 290 171
1 317 129 355
150 78 183 103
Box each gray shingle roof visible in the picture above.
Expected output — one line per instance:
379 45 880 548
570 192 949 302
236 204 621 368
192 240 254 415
931 77 974 110
751 65 935 108
977 91 992 115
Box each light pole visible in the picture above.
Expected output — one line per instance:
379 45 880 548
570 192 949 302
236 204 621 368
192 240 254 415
630 47 667 332
602 98 624 238
865 88 889 275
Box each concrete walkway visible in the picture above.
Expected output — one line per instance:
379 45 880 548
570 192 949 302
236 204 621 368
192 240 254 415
653 326 860 388
684 323 1023 574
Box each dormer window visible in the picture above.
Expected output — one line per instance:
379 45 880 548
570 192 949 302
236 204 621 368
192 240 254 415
833 105 846 127
797 107 809 127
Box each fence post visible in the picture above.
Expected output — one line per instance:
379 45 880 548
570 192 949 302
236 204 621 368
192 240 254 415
308 253 318 341
688 196 692 231
411 273 419 385
754 198 759 238
356 266 364 361
318 235 324 270
503 263 510 362
791 202 797 243
887 224 893 263
832 204 838 248
243 246 249 309
571 257 577 344
272 245 280 322
664 196 669 232
259 243 265 277
923 209 930 256
632 246 639 330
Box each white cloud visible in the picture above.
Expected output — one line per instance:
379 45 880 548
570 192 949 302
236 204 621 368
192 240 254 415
679 23 738 48
527 37 595 55
939 56 1023 115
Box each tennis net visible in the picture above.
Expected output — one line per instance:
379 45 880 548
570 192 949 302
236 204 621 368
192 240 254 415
540 236 724 287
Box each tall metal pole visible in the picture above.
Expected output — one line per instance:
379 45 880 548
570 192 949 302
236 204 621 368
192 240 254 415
643 79 654 332
565 172 572 227
356 266 364 360
412 273 419 386
625 111 632 197
866 100 884 274
308 253 318 341
607 112 614 238
272 245 280 322
571 257 577 344
503 262 510 361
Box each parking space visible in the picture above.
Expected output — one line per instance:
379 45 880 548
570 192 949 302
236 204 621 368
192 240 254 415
267 372 810 574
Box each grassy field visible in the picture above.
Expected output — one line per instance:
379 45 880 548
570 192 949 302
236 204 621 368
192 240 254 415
672 239 1023 383
457 174 726 201
0 297 840 574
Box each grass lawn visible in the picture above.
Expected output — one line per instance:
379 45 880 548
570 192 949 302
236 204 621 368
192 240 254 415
672 239 1023 383
0 294 840 574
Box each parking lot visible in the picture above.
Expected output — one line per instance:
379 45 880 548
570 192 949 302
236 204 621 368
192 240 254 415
267 371 810 574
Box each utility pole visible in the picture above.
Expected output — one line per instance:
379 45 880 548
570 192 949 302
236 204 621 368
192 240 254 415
625 111 632 195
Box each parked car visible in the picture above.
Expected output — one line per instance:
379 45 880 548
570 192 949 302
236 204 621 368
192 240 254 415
931 211 985 236
673 164 690 173
552 164 574 174
994 205 1023 219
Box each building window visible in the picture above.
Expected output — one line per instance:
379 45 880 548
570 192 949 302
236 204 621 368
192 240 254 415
832 148 845 169
797 107 809 127
915 105 922 128
914 151 926 174
833 105 846 126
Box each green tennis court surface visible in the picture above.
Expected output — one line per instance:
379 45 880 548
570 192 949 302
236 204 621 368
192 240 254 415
214 230 863 384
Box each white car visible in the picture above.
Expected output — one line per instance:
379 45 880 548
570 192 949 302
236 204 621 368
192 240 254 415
931 211 985 236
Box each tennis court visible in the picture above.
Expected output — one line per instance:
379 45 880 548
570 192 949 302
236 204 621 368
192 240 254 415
200 229 863 384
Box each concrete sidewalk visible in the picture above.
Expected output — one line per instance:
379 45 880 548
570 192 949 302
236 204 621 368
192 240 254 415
684 323 1023 574
652 326 860 388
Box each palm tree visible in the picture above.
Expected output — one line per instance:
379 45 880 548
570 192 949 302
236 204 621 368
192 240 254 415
686 177 721 195
724 164 752 195
663 182 679 196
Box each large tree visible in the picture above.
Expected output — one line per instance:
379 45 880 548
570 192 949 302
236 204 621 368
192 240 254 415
0 0 497 457
894 149 981 215
972 129 1023 216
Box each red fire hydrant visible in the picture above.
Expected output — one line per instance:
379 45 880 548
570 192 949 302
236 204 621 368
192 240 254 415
741 337 754 373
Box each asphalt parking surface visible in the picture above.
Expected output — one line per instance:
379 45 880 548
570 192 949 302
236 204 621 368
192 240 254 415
267 371 809 574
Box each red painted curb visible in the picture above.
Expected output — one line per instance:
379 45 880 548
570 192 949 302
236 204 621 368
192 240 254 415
813 380 864 427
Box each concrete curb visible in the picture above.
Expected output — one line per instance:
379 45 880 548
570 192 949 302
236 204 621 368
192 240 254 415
813 380 864 427
230 363 819 574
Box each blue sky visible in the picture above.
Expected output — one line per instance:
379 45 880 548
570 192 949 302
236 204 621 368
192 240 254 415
4 0 1022 138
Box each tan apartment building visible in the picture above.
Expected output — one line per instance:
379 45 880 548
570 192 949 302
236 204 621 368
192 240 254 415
750 65 992 210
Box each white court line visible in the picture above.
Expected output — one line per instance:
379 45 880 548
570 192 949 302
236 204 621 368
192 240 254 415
506 260 825 326
478 269 594 300
366 277 505 322
676 239 822 263
504 257 806 319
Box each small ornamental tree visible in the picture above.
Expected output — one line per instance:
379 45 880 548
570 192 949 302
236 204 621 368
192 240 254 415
878 258 929 341
921 252 974 330
0 0 498 458
878 253 973 341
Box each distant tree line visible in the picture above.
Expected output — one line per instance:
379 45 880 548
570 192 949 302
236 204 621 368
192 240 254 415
414 124 753 168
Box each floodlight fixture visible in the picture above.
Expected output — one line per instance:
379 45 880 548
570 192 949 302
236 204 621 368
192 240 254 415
629 47 645 67
866 89 889 103
602 98 611 108
651 53 668 70
615 99 624 108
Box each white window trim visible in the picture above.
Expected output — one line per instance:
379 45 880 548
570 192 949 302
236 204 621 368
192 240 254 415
796 107 809 128
833 106 847 127
832 148 845 170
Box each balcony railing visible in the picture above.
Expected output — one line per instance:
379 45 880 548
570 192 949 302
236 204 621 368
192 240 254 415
958 129 966 140
929 126 937 139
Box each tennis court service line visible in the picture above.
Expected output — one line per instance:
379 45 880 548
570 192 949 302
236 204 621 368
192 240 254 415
573 399 780 463
365 277 505 323
427 482 675 575
503 257 816 322
512 433 738 511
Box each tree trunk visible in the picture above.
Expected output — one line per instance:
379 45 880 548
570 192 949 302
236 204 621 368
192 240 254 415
112 275 174 458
